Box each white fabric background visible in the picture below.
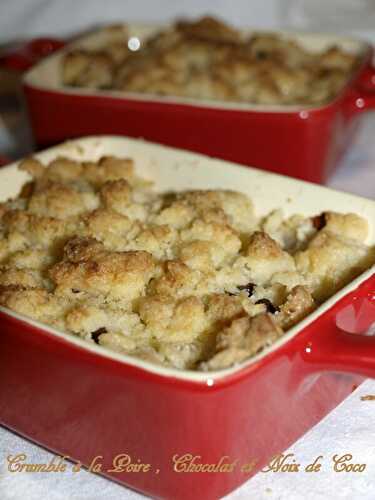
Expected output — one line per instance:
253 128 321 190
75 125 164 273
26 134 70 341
0 0 281 42
1 1 375 499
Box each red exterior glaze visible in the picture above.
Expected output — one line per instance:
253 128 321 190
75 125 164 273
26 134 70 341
0 156 10 167
0 38 64 72
302 273 375 377
23 56 375 184
1 274 374 499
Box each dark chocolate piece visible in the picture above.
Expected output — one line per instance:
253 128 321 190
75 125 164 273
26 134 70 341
255 298 279 314
311 213 327 230
91 327 107 344
237 283 256 297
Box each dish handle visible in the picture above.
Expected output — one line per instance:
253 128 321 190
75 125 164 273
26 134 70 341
0 155 10 167
0 38 64 72
346 62 375 114
301 273 375 378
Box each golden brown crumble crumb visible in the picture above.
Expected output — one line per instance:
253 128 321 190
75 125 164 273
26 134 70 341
0 154 373 371
61 16 359 106
360 395 375 401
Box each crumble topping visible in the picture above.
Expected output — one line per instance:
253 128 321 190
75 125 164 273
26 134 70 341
62 16 359 105
0 155 374 371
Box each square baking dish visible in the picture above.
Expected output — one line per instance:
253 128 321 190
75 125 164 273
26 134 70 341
21 24 375 183
1 136 375 500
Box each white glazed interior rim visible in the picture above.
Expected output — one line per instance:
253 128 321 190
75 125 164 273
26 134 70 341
23 23 371 114
1 135 374 384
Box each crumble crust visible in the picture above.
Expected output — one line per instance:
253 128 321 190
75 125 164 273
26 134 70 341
0 155 374 371
62 16 359 106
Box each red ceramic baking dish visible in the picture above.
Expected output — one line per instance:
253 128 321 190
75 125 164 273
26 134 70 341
20 24 375 183
1 136 375 500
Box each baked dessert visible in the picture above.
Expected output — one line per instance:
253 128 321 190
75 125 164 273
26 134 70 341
62 16 359 105
0 155 374 371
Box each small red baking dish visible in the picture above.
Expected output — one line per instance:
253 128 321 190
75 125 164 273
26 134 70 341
19 24 375 183
1 136 375 500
